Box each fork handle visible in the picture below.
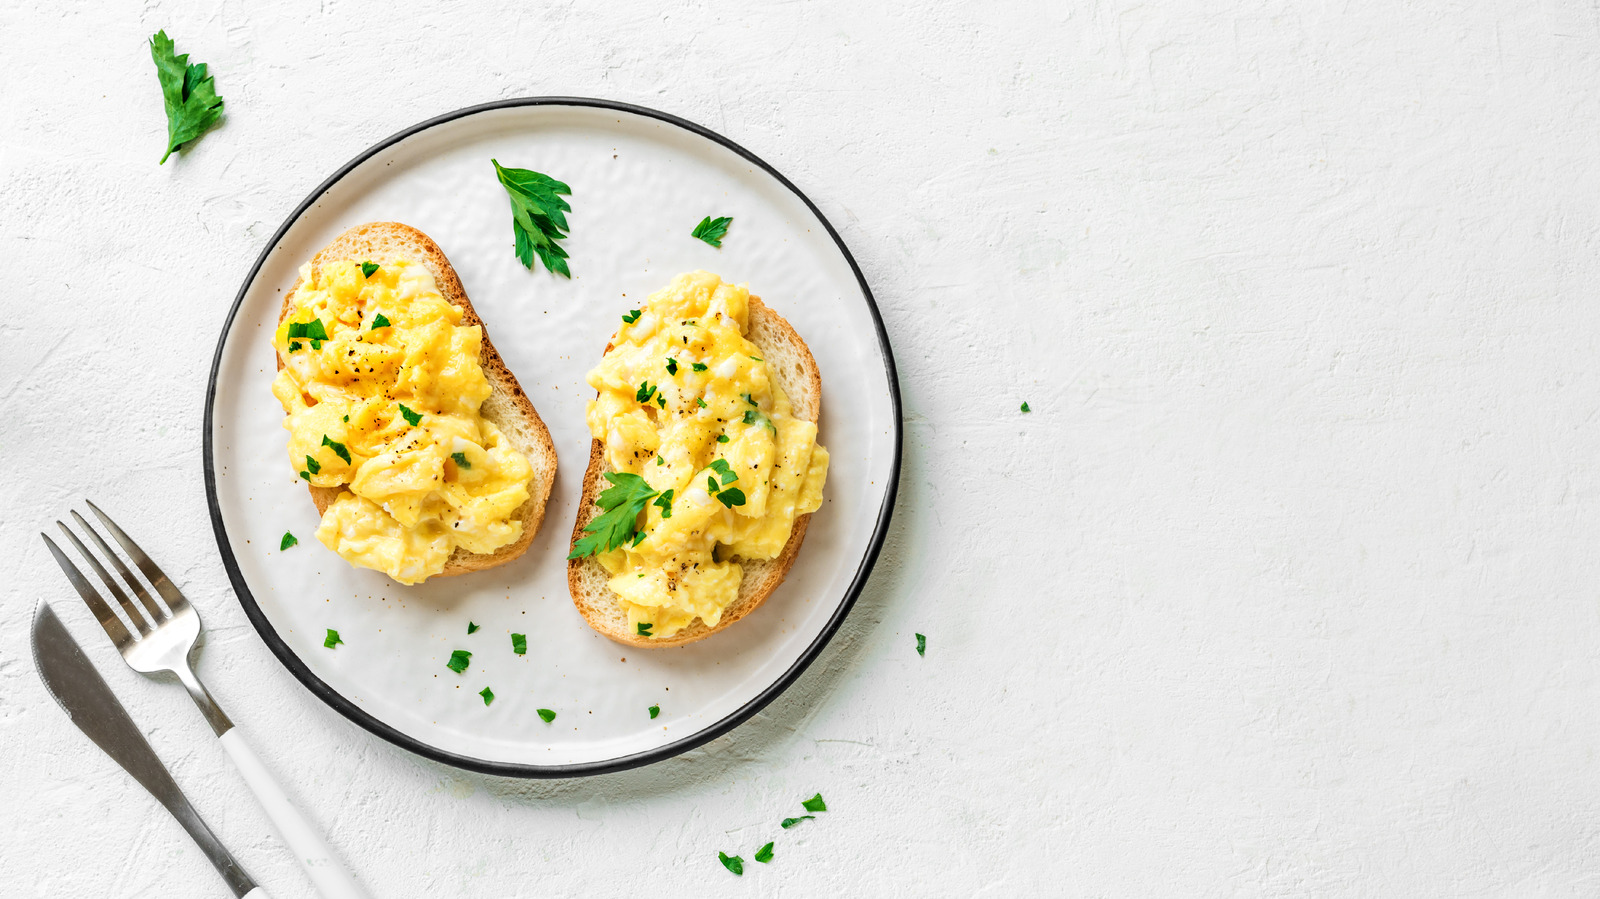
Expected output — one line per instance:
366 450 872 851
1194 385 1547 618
219 728 371 899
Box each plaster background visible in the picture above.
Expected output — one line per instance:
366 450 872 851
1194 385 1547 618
6 0 1600 895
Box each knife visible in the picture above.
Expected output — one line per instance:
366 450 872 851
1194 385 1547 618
32 602 269 898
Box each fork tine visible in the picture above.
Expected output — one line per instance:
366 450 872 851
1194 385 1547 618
85 500 188 611
61 518 159 633
70 511 167 624
42 533 135 648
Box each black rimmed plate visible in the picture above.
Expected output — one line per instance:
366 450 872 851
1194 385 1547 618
204 98 900 777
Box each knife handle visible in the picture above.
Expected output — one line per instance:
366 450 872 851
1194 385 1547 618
219 727 370 899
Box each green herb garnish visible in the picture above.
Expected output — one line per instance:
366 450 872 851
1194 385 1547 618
649 704 660 719
1021 401 1031 413
324 629 342 649
717 434 730 443
446 650 471 674
749 356 763 362
622 309 642 324
692 362 708 372
742 393 757 406
360 261 379 278
781 815 814 829
916 633 926 656
665 358 678 375
716 487 746 508
695 397 707 408
637 622 653 636
280 531 297 551
636 381 657 404
754 842 774 864
691 216 733 248
708 459 738 486
479 686 494 705
655 455 665 466
299 470 310 481
567 472 660 559
304 455 321 476
718 851 744 876
451 451 472 469
149 31 224 164
656 394 666 409
707 475 719 494
321 435 350 464
492 159 572 277
802 793 827 812
511 633 526 655
653 489 674 519
371 313 391 330
397 404 422 427
287 319 329 342
537 708 556 723
467 621 479 634
287 341 302 353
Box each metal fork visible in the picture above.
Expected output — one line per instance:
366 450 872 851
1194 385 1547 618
44 501 370 899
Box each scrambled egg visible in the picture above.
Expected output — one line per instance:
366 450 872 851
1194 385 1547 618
271 258 533 584
585 271 829 638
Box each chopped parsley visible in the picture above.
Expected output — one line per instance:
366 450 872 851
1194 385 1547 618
781 815 814 829
656 394 666 409
287 341 302 353
708 459 738 486
707 475 719 493
666 358 678 375
299 470 310 481
749 356 763 362
568 472 660 559
648 704 660 719
511 633 527 655
622 309 642 324
754 842 774 864
286 318 329 343
1021 401 1031 413
742 408 775 431
916 633 926 656
537 708 556 723
636 381 657 404
323 629 342 649
280 531 297 551
653 489 674 519
446 650 471 674
492 159 572 276
692 216 733 248
360 261 379 278
655 455 665 466
636 622 653 636
742 393 758 406
342 415 349 422
467 621 480 634
149 30 224 164
371 313 391 330
695 397 707 408
718 851 744 876
304 455 321 475
479 686 494 705
802 793 827 813
397 404 423 427
691 362 708 372
717 434 730 443
321 435 350 464
451 451 472 469
716 487 746 508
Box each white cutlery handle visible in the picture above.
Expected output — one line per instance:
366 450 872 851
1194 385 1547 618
219 728 370 899
242 890 272 898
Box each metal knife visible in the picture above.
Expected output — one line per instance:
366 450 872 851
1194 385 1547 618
32 602 269 898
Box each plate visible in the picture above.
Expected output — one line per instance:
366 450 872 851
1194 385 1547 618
204 98 901 776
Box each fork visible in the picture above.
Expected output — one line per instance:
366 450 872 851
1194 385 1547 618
44 500 370 899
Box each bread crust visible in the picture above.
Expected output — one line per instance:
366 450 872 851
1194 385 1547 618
276 222 557 578
566 295 823 647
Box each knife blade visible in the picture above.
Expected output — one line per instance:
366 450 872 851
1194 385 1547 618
32 602 265 898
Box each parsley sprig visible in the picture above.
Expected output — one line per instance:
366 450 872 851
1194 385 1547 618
692 216 733 248
567 473 660 559
149 31 224 164
492 159 572 277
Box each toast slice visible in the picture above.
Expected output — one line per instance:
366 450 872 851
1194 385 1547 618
567 296 822 647
277 222 557 577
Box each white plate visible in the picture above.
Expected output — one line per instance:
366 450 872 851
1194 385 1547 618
204 99 900 776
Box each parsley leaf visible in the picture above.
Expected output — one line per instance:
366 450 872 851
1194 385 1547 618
467 621 479 634
716 487 746 508
304 455 321 476
537 708 556 723
656 455 665 466
695 397 707 408
451 451 471 469
717 434 730 443
916 633 926 656
708 475 720 494
743 408 775 431
656 394 666 409
479 686 494 705
637 622 653 636
1021 401 1031 413
649 704 660 719
691 362 708 372
397 404 422 427
321 435 351 464
653 488 674 519
567 473 659 559
708 459 738 485
802 793 827 812
692 216 733 248
622 309 642 324
754 842 774 864
371 313 391 330
288 341 302 353
666 358 678 375
360 261 379 278
636 381 656 403
492 159 572 277
280 531 297 551
511 633 527 655
324 629 342 649
299 470 310 481
286 319 329 342
149 31 224 164
781 815 814 829
718 851 744 876
446 650 471 674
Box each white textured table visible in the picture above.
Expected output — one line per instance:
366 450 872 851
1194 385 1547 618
6 2 1600 895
